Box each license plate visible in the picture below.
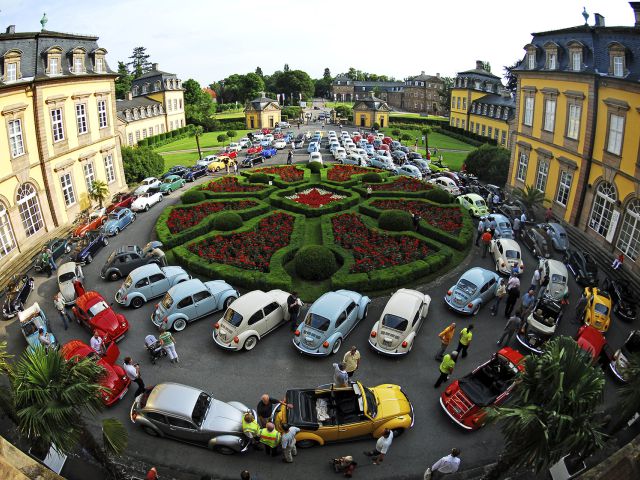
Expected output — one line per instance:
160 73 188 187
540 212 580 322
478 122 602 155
119 387 129 400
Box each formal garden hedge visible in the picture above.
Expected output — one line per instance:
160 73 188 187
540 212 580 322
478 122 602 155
320 164 389 187
269 184 360 217
240 165 311 188
181 176 277 201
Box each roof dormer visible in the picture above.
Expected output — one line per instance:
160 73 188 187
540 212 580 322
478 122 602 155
608 41 627 78
524 43 538 70
91 47 107 74
70 46 87 74
43 45 63 76
3 48 22 82
543 41 560 71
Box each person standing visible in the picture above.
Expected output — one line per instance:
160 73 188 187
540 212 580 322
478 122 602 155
258 422 281 457
612 253 624 270
364 429 393 465
124 357 145 397
488 216 497 236
530 267 542 292
497 315 521 347
159 328 179 363
53 292 69 330
287 150 293 165
41 249 53 277
233 161 238 175
256 394 291 428
412 212 421 231
456 325 473 358
486 192 493 209
281 423 300 463
38 328 52 349
435 323 456 360
242 413 261 450
520 211 527 225
481 229 492 258
287 292 302 332
434 351 458 388
45 247 57 272
574 292 588 324
429 448 461 480
90 331 105 355
512 216 521 239
343 346 360 378
504 285 520 318
73 278 85 298
520 289 536 318
544 207 553 222
333 362 349 387
475 218 486 247
491 279 507 316
537 273 549 299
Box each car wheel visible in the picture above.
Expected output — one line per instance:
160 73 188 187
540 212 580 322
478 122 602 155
472 304 481 316
362 304 369 319
86 254 93 264
159 195 163 202
297 439 318 448
65 244 72 253
131 297 144 309
142 426 160 437
331 338 342 354
173 318 187 332
214 445 235 455
224 296 236 309
108 271 121 281
114 227 120 236
103 238 109 246
131 214 136 223
244 335 258 351
144 204 150 212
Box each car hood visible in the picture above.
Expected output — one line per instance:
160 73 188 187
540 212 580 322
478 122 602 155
374 322 407 350
372 385 412 419
59 281 76 302
546 282 567 301
92 311 122 337
103 219 119 230
201 400 243 433
99 361 125 394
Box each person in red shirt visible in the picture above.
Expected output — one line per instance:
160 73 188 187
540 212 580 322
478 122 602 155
481 229 492 258
145 467 159 480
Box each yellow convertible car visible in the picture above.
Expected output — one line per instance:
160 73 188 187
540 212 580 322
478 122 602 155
207 156 237 172
272 381 414 447
582 287 612 333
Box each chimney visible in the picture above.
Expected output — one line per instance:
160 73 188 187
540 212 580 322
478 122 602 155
476 60 484 70
436 73 440 78
421 70 425 75
6 25 15 34
151 63 158 71
127 91 133 100
594 13 605 26
631 2 640 26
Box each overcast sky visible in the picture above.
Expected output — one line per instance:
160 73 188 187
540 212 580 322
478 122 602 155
1 0 636 85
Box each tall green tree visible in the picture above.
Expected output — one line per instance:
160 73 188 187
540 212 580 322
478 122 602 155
464 144 510 186
504 59 522 94
121 146 164 183
89 180 109 208
441 76 455 113
283 63 290 72
483 337 606 479
255 66 263 77
323 67 331 81
183 79 216 124
115 61 133 100
239 73 265 102
126 46 152 79
276 70 314 104
194 126 204 160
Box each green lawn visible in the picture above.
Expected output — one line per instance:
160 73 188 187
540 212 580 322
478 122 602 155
380 126 475 152
389 112 447 121
212 111 244 120
325 101 354 109
154 130 252 153
161 152 202 169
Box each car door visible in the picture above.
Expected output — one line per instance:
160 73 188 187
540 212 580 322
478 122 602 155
176 295 195 321
247 308 266 334
165 415 200 442
134 276 151 299
193 290 215 318
148 273 169 298
480 277 497 302
262 301 283 332
343 302 358 334
143 412 171 436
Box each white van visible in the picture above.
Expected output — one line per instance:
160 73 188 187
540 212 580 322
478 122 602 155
429 176 461 196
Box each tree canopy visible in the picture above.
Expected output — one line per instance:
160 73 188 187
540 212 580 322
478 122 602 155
121 146 164 184
127 46 152 79
464 144 510 186
115 61 133 100
183 78 216 124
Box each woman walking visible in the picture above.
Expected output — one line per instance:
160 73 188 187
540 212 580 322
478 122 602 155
159 328 179 364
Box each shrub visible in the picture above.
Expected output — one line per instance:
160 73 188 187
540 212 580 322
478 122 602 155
463 144 510 186
217 134 227 143
294 245 338 281
378 210 413 231
213 212 243 231
121 146 164 184
282 106 302 119
181 190 206 204
401 133 412 142
424 188 454 204
361 172 383 183
372 122 380 131
391 129 402 138
308 162 323 173
227 130 236 139
248 173 270 184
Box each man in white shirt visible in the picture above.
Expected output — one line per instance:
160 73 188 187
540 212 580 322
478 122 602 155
281 423 301 463
364 429 393 465
38 328 52 349
333 363 349 387
124 356 145 397
90 331 105 355
520 212 527 224
430 448 461 479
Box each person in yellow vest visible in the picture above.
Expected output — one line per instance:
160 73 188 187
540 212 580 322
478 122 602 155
434 351 458 388
242 412 262 450
456 324 474 358
435 323 456 361
259 422 281 457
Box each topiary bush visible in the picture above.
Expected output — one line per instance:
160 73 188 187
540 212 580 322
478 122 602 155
213 212 243 231
361 172 383 183
249 173 270 184
378 210 413 231
424 188 454 205
401 133 413 142
294 245 338 281
308 162 323 173
182 190 206 204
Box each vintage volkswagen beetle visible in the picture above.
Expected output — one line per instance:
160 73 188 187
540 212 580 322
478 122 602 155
564 248 598 287
102 207 136 236
72 291 129 343
158 175 186 193
456 193 489 218
609 330 640 382
541 222 569 251
521 224 552 258
116 263 190 308
489 238 524 276
488 214 514 240
602 276 637 322
34 237 71 272
2 274 34 319
516 297 563 354
57 262 84 305
580 287 612 333
444 267 500 315
74 230 109 264
100 241 164 281
19 303 57 350
539 259 569 302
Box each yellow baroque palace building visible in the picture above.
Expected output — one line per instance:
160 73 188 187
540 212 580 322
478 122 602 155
0 26 127 271
507 6 640 275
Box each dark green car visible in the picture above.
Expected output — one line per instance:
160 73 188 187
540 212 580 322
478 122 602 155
34 237 72 273
158 175 186 193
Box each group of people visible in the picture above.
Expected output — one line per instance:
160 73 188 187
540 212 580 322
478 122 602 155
433 323 474 388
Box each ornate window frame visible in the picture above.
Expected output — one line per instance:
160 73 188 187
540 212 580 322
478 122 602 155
3 49 22 82
70 46 86 74
44 46 63 76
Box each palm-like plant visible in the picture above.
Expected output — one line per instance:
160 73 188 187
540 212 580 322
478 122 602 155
616 352 640 426
11 346 127 479
0 341 18 425
512 184 545 218
194 125 204 160
89 180 110 208
483 337 606 479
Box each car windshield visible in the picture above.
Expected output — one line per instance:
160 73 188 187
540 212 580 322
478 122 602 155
551 274 566 284
595 303 609 315
123 275 133 289
505 250 520 259
163 178 173 184
364 387 378 418
304 312 331 331
108 213 119 220
559 232 567 237
381 314 408 331
88 300 109 318
223 308 243 327
161 293 173 309
457 278 477 295
58 272 76 283
475 200 486 207
192 392 212 428
498 222 510 229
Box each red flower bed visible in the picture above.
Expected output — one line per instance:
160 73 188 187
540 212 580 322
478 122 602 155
371 200 463 235
286 188 345 208
188 212 294 272
368 176 432 192
166 201 257 234
327 165 382 182
332 213 430 273
201 177 264 192
253 166 304 182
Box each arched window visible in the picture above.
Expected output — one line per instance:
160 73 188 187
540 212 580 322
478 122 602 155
617 199 640 260
154 80 161 91
589 182 617 238
16 184 43 237
0 202 16 258
132 85 139 96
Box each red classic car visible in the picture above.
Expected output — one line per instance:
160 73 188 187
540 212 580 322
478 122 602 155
576 325 609 364
61 340 130 406
382 136 393 145
247 145 263 155
273 132 284 139
106 192 135 214
72 291 129 343
440 347 524 430
261 128 271 134
72 208 107 239
377 144 390 152
218 150 237 160
367 134 375 144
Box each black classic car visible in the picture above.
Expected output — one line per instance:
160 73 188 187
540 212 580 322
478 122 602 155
34 237 72 273
240 155 265 168
2 274 35 318
602 276 638 322
564 248 598 287
74 230 109 264
161 165 189 179
100 242 164 281
498 203 525 223
520 224 552 259
182 164 208 182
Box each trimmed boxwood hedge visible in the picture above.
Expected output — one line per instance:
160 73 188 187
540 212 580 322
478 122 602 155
269 183 360 217
378 210 414 231
213 212 243 230
424 188 454 204
248 173 270 184
320 167 391 188
155 198 270 249
358 198 474 251
308 162 323 173
294 245 338 280
240 166 311 188
173 211 306 292
352 180 432 199
181 176 277 201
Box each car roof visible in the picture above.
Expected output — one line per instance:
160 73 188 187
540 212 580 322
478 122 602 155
384 289 424 318
311 291 356 318
496 238 520 250
229 290 273 315
169 278 204 296
464 193 484 201
544 259 567 275
58 262 77 275
460 267 494 285
491 213 509 222
76 290 105 309
116 245 142 256
144 382 202 417
129 263 162 279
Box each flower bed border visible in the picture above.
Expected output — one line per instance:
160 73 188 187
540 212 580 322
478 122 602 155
320 165 390 187
155 198 270 249
173 210 305 292
181 175 277 201
269 183 360 217
241 165 311 188
320 212 452 292
351 176 433 199
358 198 474 251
